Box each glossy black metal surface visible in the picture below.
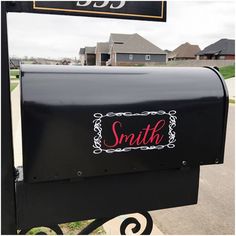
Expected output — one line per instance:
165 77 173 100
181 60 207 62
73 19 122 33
6 1 167 22
16 167 199 230
21 65 228 183
1 2 17 234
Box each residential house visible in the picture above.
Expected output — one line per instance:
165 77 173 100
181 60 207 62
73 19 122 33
164 49 171 54
79 48 85 65
10 58 21 69
96 42 110 66
107 33 167 66
167 42 201 61
21 58 38 65
56 59 71 65
79 47 96 65
196 39 235 60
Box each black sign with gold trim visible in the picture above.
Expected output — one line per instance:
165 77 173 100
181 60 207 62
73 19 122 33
7 1 167 22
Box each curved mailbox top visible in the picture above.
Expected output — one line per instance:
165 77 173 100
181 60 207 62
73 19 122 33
20 65 228 183
21 65 227 105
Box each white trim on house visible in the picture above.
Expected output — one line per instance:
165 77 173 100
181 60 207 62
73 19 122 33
145 54 151 60
129 54 133 60
115 53 117 66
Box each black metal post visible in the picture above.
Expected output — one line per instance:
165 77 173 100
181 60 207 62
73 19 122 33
1 2 17 234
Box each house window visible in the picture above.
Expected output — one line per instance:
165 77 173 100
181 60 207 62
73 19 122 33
129 54 133 60
145 55 151 60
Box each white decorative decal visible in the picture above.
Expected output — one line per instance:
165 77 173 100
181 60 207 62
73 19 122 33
93 110 177 155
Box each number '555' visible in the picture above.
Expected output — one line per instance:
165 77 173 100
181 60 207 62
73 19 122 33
76 1 126 9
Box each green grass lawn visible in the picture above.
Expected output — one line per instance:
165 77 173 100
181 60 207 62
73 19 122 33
10 83 18 92
10 69 20 80
24 220 105 235
10 69 20 77
219 65 235 80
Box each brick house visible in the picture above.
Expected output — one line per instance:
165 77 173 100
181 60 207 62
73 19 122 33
79 48 85 65
10 58 21 69
196 39 235 60
79 47 96 65
95 42 110 66
167 42 201 61
107 33 167 66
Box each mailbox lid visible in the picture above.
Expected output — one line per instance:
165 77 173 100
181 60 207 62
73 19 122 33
21 65 228 183
21 65 227 105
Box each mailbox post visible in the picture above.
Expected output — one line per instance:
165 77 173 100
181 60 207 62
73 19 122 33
1 2 17 234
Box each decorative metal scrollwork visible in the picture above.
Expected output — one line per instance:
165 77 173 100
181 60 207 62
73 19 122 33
120 212 153 235
18 212 153 235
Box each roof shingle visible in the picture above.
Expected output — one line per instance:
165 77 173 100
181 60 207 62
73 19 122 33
110 33 166 54
96 42 109 53
79 48 85 54
171 42 201 58
197 39 235 56
85 46 96 54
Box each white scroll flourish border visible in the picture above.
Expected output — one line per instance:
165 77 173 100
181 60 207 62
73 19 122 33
93 110 177 155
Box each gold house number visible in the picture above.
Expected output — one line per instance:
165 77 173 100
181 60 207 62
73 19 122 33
76 1 126 9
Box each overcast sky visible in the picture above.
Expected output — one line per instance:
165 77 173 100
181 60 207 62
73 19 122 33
7 1 235 59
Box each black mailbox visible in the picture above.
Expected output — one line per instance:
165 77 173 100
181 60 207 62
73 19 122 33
20 65 228 183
